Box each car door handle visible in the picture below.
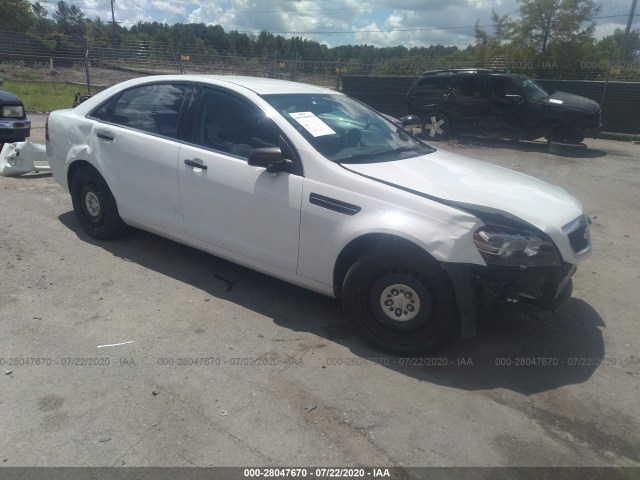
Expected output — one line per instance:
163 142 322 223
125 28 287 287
184 159 207 170
97 132 114 141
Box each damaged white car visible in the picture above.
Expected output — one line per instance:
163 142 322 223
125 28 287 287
46 75 591 354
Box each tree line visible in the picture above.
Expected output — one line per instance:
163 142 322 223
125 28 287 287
1 0 639 78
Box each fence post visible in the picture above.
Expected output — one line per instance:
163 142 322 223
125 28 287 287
600 77 609 110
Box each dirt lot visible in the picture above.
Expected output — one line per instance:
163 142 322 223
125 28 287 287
1 116 639 469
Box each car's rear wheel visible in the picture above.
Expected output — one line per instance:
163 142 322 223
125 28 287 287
70 166 126 240
421 112 451 140
342 248 458 355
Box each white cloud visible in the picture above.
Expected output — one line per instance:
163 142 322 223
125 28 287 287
594 22 624 40
29 0 633 47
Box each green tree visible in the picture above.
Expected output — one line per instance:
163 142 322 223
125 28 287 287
53 0 86 37
492 0 600 55
596 28 640 62
0 0 35 32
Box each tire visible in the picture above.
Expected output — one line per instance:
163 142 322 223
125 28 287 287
342 248 459 355
548 141 588 157
548 129 584 144
70 166 126 240
420 112 451 141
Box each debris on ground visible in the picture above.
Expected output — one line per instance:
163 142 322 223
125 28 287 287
0 142 50 177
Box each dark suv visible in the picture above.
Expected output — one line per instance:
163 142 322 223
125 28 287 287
406 69 601 144
0 88 31 146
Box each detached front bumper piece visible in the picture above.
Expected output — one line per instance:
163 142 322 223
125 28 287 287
0 142 50 177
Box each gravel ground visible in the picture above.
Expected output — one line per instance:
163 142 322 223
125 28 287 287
1 117 639 469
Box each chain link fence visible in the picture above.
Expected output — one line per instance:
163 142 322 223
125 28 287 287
2 29 639 133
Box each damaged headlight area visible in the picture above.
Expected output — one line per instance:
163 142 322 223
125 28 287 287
473 227 561 267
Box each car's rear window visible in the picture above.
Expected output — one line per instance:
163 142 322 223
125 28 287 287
90 83 189 139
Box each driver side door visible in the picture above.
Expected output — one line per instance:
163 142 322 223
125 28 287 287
177 85 303 273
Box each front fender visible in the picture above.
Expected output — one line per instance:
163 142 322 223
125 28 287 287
297 178 487 288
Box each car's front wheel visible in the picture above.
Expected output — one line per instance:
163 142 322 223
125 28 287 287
547 128 585 144
421 112 451 140
70 166 126 240
342 248 458 355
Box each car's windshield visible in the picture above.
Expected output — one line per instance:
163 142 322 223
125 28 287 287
520 78 549 102
262 93 434 163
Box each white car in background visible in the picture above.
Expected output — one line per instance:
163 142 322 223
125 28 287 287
46 75 591 355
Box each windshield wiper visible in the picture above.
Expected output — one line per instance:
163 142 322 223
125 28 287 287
340 146 421 163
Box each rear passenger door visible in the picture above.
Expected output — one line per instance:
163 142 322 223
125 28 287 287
89 82 191 233
407 75 450 114
445 75 490 131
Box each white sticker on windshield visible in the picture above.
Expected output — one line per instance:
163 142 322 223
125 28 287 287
549 99 563 104
289 112 336 137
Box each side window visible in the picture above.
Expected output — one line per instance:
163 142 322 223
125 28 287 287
505 79 523 97
488 77 523 100
193 87 280 159
412 76 449 98
90 83 188 139
449 76 485 98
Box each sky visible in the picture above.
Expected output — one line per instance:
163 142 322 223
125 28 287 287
32 0 637 48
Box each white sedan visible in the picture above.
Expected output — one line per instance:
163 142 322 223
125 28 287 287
46 75 591 354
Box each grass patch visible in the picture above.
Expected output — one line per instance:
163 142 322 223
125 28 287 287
2 81 105 112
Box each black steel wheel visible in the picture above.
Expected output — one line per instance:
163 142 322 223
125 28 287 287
342 248 458 355
70 166 126 240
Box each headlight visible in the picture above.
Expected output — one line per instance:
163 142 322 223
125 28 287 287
2 105 25 118
473 227 561 267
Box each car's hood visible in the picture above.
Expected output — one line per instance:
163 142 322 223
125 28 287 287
341 149 584 233
542 91 600 114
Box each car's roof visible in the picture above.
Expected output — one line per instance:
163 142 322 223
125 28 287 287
420 69 526 79
117 75 338 96
0 90 23 104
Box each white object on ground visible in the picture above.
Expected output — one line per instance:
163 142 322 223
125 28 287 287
0 142 50 177
98 340 133 348
97 341 134 348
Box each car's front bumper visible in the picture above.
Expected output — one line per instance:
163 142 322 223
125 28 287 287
473 263 577 309
585 124 602 138
583 113 602 138
443 262 577 338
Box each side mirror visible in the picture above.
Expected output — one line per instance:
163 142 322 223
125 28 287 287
248 147 291 174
